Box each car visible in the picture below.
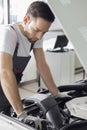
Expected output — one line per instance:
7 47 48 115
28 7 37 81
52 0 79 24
1 79 87 130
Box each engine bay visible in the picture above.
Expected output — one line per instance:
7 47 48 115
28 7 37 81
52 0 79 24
1 79 87 130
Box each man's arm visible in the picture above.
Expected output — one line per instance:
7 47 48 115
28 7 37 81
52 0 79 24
33 48 59 95
0 52 23 115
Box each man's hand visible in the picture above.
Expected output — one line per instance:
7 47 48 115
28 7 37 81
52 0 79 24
17 111 44 129
54 91 72 99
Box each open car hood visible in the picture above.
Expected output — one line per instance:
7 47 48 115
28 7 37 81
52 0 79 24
48 0 87 73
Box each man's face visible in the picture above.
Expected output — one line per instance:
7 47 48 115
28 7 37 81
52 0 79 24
24 17 52 43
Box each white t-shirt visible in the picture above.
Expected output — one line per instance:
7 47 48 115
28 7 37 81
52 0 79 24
0 24 43 57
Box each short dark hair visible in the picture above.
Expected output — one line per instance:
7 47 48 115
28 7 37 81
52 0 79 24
26 1 55 22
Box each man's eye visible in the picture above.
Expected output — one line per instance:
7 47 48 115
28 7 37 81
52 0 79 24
34 29 39 32
32 27 39 32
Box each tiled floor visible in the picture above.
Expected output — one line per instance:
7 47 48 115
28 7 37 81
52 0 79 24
19 82 39 99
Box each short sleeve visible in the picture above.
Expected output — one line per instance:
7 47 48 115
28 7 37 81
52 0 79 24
0 26 17 56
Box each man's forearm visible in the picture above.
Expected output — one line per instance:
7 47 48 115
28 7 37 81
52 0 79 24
37 63 59 95
0 69 23 115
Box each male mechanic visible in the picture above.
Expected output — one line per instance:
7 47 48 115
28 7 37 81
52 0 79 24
0 1 68 123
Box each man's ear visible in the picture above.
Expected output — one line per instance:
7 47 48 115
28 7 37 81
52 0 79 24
23 16 30 24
